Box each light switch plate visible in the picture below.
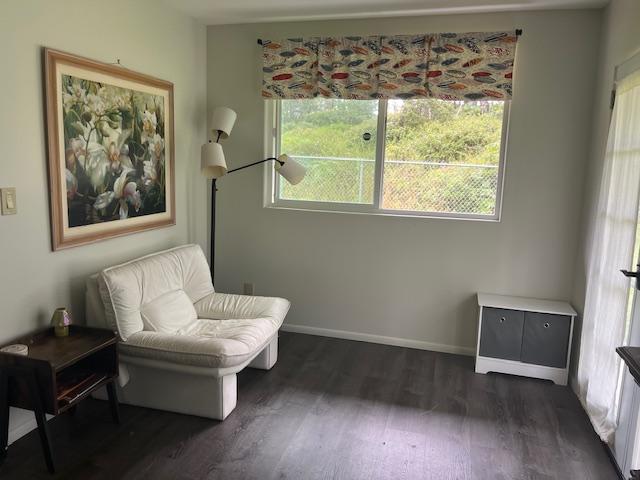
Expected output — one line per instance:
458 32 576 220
1 188 17 215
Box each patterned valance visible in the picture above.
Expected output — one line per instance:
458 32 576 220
261 31 518 101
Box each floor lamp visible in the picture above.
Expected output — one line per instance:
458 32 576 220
201 107 306 285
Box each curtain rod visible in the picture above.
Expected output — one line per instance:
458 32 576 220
257 29 522 45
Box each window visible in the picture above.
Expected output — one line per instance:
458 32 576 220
266 97 509 220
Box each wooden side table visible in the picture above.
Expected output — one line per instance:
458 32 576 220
0 326 119 473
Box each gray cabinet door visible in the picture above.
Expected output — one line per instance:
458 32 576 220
521 312 571 368
479 307 525 361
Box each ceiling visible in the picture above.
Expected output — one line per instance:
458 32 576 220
163 0 609 25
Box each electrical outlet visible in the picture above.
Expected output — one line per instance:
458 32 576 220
1 188 17 215
243 282 255 295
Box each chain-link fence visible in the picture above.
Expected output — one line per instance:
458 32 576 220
279 156 499 215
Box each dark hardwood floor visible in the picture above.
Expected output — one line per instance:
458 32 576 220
0 332 618 479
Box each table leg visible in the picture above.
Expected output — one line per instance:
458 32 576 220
0 371 9 464
106 381 120 424
25 372 54 474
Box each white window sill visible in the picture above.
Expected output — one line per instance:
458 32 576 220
264 202 502 222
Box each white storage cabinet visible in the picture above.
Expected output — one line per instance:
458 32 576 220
475 293 577 386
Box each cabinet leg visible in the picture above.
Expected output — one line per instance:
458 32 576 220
106 381 120 424
26 372 54 474
0 371 9 464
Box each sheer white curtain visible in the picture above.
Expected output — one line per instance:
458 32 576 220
578 70 640 443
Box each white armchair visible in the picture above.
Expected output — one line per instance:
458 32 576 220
86 244 290 420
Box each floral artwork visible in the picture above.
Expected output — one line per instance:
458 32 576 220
45 49 174 250
63 76 166 226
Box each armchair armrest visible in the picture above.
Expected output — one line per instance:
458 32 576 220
194 292 290 323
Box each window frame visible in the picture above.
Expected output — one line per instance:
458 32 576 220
263 98 511 222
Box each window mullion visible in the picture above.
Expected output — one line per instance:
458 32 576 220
273 100 282 202
373 99 388 210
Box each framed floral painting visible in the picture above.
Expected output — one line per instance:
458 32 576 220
44 48 175 250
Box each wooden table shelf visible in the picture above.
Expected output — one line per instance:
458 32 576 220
0 326 120 474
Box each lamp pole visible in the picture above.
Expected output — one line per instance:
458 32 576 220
208 157 283 287
210 178 217 285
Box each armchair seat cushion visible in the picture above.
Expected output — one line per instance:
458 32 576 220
119 292 290 369
120 319 277 368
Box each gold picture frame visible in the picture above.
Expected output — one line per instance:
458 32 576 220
44 48 175 251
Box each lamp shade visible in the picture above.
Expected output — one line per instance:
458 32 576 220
210 107 237 139
275 154 306 185
201 142 227 179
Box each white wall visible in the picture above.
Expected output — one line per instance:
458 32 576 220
206 10 601 354
0 0 206 442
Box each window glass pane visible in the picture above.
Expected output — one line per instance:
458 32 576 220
382 99 505 215
279 99 378 204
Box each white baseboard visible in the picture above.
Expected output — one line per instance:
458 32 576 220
280 323 475 356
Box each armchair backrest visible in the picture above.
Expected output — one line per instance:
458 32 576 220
95 244 214 341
